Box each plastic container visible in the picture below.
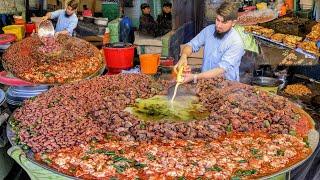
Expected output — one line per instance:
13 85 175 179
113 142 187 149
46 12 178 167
14 15 25 25
0 34 16 45
300 4 313 10
300 0 313 10
108 18 120 36
160 57 174 66
256 2 268 10
2 25 25 41
279 4 287 16
110 35 119 43
103 44 135 74
285 0 294 10
102 2 120 21
25 23 36 36
140 54 160 75
120 16 132 43
103 27 110 45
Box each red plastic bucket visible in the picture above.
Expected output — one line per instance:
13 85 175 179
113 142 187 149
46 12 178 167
25 23 36 34
103 45 135 74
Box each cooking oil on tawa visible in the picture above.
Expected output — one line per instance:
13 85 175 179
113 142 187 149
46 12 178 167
125 95 209 122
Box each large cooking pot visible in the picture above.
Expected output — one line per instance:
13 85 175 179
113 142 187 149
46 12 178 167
252 76 283 87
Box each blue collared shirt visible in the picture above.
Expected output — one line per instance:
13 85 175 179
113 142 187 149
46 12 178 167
187 25 245 81
51 10 78 36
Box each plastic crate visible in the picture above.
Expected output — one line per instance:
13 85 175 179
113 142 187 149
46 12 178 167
2 25 25 41
102 2 120 21
296 9 313 19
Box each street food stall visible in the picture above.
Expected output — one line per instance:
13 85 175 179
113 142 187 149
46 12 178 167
0 0 320 179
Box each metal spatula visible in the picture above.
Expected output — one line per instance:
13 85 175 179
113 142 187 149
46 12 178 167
167 83 197 101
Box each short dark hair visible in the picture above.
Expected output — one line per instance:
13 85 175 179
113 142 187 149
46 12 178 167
140 3 150 10
216 1 238 21
163 2 172 8
67 0 79 10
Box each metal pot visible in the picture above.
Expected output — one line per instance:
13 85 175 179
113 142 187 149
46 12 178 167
94 17 108 26
251 77 283 87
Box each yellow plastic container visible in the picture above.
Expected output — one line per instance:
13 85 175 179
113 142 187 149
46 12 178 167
256 2 268 10
2 25 25 41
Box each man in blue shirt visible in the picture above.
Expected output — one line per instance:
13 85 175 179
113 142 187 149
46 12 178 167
174 2 244 82
42 0 79 36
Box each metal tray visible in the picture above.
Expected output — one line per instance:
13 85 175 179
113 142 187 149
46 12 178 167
6 123 80 179
251 76 283 87
250 33 319 59
6 108 319 179
1 59 106 86
278 80 320 108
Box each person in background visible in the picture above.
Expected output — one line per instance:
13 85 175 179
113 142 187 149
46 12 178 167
155 1 172 37
42 0 79 36
139 3 157 36
174 1 245 82
0 14 7 26
82 4 93 17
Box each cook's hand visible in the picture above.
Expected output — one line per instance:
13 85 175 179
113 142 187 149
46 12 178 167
182 73 194 83
31 30 37 37
42 15 49 21
174 54 188 74
183 65 191 74
55 30 69 37
54 31 61 37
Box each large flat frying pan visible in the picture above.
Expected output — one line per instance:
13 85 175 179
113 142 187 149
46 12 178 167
6 106 319 180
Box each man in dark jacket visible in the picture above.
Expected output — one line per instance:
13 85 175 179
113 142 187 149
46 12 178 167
156 1 172 36
139 3 157 36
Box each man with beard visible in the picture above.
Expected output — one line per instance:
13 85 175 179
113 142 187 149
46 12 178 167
155 1 172 37
174 1 244 82
42 0 79 36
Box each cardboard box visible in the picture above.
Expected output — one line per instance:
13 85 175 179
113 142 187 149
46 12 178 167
187 57 203 65
48 0 58 6
180 44 204 58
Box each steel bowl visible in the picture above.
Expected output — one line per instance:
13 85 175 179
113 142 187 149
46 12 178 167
94 17 108 26
251 76 283 87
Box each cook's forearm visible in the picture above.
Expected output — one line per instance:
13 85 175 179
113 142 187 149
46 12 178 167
181 45 193 59
45 12 52 19
197 67 225 80
57 30 70 35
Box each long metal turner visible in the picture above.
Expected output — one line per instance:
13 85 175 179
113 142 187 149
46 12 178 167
168 65 196 102
167 83 196 100
170 65 185 103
